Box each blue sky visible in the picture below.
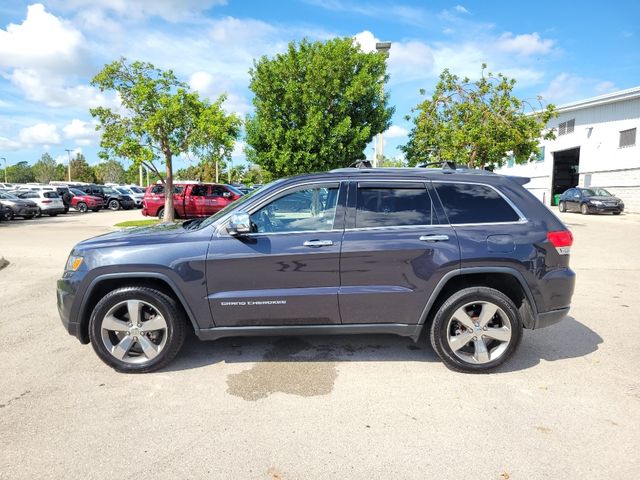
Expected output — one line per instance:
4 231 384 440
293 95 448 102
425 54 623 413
0 0 638 170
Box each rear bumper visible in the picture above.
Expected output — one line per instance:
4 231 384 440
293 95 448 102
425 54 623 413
534 307 570 329
42 207 65 214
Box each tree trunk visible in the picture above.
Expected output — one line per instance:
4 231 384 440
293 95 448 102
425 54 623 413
468 148 478 168
163 153 175 222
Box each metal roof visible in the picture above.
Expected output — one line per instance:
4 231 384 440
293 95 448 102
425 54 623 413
554 85 640 113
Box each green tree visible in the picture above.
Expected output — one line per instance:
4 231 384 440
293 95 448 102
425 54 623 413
70 153 96 183
243 164 269 186
246 37 394 177
6 161 35 183
94 159 126 184
380 156 406 168
32 153 57 183
401 65 557 168
90 58 241 221
54 163 68 181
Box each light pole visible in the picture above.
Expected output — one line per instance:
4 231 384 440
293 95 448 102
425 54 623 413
375 42 391 168
1 157 6 183
64 149 73 182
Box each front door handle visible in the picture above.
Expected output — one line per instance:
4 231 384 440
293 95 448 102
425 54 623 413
303 239 334 248
419 234 450 242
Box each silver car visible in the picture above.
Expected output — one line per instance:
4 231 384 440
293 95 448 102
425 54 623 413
16 190 65 217
115 186 144 208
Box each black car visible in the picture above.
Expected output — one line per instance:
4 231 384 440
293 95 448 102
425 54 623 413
558 187 624 215
0 192 39 220
75 184 135 211
58 165 575 373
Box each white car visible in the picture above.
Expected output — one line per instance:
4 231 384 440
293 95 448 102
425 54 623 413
114 186 144 208
16 190 65 217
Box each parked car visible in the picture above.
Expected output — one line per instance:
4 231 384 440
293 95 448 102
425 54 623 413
142 182 242 219
58 166 576 373
558 187 624 215
69 188 105 212
114 186 144 208
15 190 65 217
0 191 39 220
0 183 15 189
75 184 135 211
0 201 5 222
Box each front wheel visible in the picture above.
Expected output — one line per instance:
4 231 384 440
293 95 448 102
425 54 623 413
580 203 589 215
89 287 187 373
558 201 566 212
77 202 88 213
108 199 120 211
430 287 523 373
4 208 14 221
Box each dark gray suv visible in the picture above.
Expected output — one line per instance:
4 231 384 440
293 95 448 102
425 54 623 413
57 167 575 373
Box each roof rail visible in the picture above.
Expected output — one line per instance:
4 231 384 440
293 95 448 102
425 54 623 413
417 160 460 170
348 160 373 169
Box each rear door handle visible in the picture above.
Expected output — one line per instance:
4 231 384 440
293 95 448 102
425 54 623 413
303 240 334 248
419 234 450 242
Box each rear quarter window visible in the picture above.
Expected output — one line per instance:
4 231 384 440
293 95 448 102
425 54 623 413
43 192 59 198
435 183 521 224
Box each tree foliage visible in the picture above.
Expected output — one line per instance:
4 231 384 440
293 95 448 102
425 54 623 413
246 37 394 177
32 153 57 183
401 65 557 168
70 153 96 183
6 161 35 183
94 159 126 184
90 58 241 221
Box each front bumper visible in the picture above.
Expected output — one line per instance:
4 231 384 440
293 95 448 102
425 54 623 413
586 203 624 214
120 200 136 210
14 205 38 217
57 274 88 344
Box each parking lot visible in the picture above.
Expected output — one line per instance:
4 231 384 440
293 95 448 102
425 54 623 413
1 209 639 479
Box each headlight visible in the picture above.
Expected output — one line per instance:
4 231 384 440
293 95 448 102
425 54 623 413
65 254 84 272
590 200 603 206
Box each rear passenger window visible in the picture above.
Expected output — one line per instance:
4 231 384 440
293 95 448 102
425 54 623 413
43 192 59 198
356 187 433 228
435 183 520 224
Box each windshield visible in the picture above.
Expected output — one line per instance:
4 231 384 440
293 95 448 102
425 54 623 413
583 188 612 197
130 187 144 193
225 184 244 196
0 192 19 199
103 187 115 195
196 179 284 229
70 188 84 196
116 188 129 195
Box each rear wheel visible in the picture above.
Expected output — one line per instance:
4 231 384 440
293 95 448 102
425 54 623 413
23 214 34 220
89 287 187 373
157 208 165 220
580 203 589 215
430 287 523 373
4 208 14 221
77 202 88 213
558 201 566 212
49 212 58 217
35 207 42 218
108 199 120 211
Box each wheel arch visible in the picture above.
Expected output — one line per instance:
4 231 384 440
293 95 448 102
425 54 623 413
416 268 537 335
76 272 199 343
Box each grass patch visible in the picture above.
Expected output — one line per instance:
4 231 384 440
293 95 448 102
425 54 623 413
114 219 160 228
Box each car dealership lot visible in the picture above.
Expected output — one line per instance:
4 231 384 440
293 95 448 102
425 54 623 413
1 210 639 479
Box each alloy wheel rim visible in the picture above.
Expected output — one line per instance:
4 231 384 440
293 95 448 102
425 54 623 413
446 300 512 365
100 299 169 365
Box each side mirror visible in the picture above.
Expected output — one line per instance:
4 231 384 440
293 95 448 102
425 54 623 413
226 212 251 236
222 191 232 198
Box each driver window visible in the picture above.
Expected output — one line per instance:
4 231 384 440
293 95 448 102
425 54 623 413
250 185 339 233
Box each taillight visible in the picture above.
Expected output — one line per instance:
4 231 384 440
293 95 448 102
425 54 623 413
42 200 52 204
547 230 573 255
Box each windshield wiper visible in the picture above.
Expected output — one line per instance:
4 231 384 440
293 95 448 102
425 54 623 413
183 218 205 230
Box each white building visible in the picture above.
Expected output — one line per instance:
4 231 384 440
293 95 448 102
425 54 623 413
497 86 640 212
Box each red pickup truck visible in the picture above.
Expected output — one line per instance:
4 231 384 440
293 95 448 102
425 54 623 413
142 183 243 219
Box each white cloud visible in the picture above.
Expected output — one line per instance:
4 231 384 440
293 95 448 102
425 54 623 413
306 0 429 27
496 32 555 56
52 0 228 21
232 141 245 158
188 71 251 115
595 81 616 94
18 123 61 145
385 125 408 138
54 148 82 165
0 3 87 73
354 31 435 83
0 136 22 151
541 73 619 103
63 119 100 146
454 5 470 14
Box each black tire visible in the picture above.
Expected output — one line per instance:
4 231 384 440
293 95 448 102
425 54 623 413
580 203 589 215
157 208 165 220
429 287 523 373
4 208 14 221
89 286 187 373
613 212 621 215
49 212 58 217
108 199 120 211
63 207 69 214
92 208 100 212
35 207 42 218
77 202 88 213
558 201 566 213
23 214 34 220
